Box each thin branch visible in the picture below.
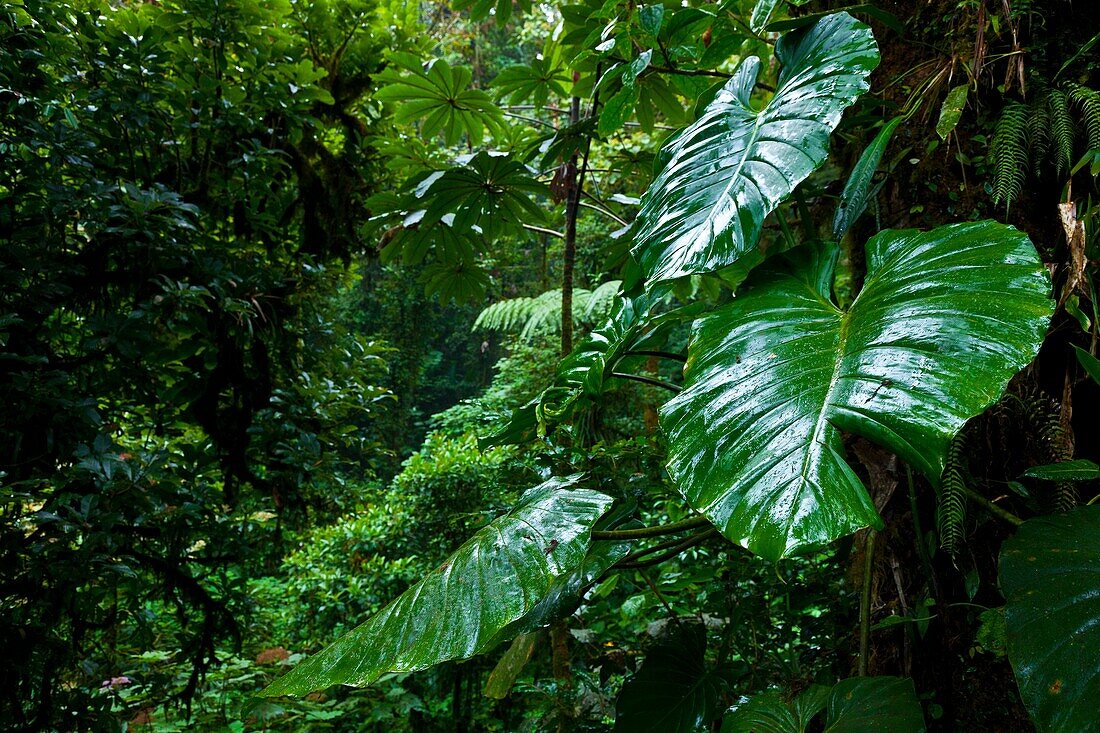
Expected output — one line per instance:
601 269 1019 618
591 515 710 541
648 65 732 79
502 111 558 130
961 484 1024 527
578 199 629 226
624 350 687 363
523 223 565 239
610 371 682 393
614 528 719 569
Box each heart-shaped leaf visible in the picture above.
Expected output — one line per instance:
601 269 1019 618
662 222 1052 559
261 476 614 695
1001 505 1100 733
614 624 724 732
631 12 878 285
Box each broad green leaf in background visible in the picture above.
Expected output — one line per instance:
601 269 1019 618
491 50 571 109
614 624 724 732
823 677 926 732
1021 459 1100 481
1001 506 1100 733
261 476 614 695
1074 345 1100 384
375 54 504 146
661 222 1052 560
935 84 969 140
750 0 783 33
722 677 924 732
482 632 540 699
832 117 902 242
631 13 878 285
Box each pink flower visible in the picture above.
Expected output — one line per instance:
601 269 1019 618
101 676 131 689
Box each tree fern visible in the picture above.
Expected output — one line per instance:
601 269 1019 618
937 434 967 560
991 102 1030 209
474 281 622 342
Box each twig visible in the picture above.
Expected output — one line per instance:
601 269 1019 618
610 371 682 393
624 350 687 363
591 515 710 541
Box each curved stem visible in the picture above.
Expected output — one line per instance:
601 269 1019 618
614 528 719 569
624 350 687 363
610 371 682 393
591 515 710 541
960 484 1024 527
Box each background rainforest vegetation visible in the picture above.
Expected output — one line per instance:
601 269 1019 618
1 0 1098 730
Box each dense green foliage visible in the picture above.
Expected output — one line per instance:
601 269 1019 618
3 0 1099 731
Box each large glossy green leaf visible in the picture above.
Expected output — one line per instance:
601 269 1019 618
261 476 614 695
722 677 924 732
630 13 878 285
614 624 724 732
1001 505 1100 732
662 222 1052 559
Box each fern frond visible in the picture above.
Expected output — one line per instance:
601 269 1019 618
1047 88 1074 176
518 290 572 341
1028 92 1051 166
938 434 968 560
1067 82 1100 152
991 102 1031 209
1016 387 1077 512
580 280 622 321
475 281 621 343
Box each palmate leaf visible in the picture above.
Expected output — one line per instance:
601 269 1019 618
661 222 1052 560
416 151 548 240
492 56 571 109
375 53 504 146
262 476 615 695
630 12 878 285
722 677 925 733
1001 506 1100 733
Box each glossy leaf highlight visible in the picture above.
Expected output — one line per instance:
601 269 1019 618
662 222 1052 559
262 476 614 695
631 13 878 285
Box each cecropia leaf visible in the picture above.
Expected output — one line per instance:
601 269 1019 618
261 476 615 695
631 12 878 285
662 221 1052 560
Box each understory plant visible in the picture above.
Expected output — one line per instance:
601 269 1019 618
261 6 1097 732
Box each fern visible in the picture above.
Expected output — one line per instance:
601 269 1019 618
1016 387 1078 512
937 434 968 560
474 281 622 342
990 83 1100 209
1067 82 1100 152
1047 88 1074 175
991 102 1030 209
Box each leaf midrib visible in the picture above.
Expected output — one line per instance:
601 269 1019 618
799 281 846 485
